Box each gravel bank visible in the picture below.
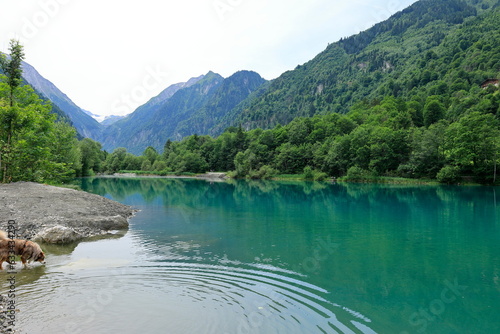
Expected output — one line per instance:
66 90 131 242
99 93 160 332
0 182 135 244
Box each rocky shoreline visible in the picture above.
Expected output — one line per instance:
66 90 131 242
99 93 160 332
0 182 135 244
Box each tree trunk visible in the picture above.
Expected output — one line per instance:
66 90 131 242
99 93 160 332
494 150 497 184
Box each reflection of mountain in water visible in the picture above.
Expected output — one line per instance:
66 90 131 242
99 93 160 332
74 177 499 333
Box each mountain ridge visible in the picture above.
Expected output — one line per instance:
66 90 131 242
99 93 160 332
20 61 103 139
217 0 500 131
101 70 266 154
8 0 500 157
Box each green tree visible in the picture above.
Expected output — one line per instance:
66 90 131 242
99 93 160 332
0 39 25 107
0 40 82 183
423 97 445 127
105 147 128 173
141 160 152 171
80 138 104 176
123 153 143 171
152 160 167 171
180 152 208 173
49 122 82 181
406 121 447 178
325 136 351 176
436 165 461 184
0 40 26 182
143 146 159 164
445 112 499 183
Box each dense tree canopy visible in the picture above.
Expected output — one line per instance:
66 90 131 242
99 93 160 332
101 90 499 184
0 40 94 183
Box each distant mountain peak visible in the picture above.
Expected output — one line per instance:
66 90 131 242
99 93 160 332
143 74 205 108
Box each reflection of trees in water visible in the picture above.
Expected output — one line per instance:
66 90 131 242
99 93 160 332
78 178 499 232
75 177 499 331
79 178 500 278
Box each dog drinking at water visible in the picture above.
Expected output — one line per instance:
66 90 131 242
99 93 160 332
0 230 46 269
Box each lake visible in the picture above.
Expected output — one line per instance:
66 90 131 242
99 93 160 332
6 178 500 333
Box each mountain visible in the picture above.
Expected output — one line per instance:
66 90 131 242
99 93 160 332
101 70 266 154
81 109 106 122
176 71 267 137
106 74 204 132
21 62 103 139
7 0 498 156
214 0 500 132
100 115 126 126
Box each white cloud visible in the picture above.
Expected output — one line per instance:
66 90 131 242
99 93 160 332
0 0 417 116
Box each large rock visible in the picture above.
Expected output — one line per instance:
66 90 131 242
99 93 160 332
0 182 135 244
34 225 82 244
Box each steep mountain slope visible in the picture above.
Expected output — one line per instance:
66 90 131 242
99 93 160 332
105 74 204 134
21 62 103 139
216 0 500 132
100 74 208 153
101 71 266 154
176 71 266 137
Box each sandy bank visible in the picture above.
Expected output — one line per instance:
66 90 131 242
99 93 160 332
0 182 135 244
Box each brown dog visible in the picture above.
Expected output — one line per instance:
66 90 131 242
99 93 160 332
0 230 46 269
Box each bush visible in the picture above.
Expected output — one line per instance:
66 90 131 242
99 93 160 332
152 160 167 171
248 165 278 180
303 166 315 180
141 160 152 171
303 166 329 181
436 165 461 184
313 171 329 181
345 166 370 181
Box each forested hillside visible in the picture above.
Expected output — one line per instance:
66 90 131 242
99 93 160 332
99 0 499 184
218 0 500 131
0 41 83 183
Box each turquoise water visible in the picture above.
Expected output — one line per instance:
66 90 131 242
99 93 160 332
10 178 500 333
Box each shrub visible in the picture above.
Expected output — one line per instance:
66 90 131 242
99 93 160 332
313 171 329 181
152 160 167 171
303 166 329 181
303 166 315 180
436 165 461 184
345 166 370 181
248 165 278 179
141 160 152 171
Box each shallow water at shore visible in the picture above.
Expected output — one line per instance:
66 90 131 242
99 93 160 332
3 178 499 333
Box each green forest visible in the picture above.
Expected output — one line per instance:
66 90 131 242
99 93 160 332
1 0 499 185
0 40 81 184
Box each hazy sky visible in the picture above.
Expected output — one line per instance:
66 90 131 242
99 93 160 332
0 0 418 117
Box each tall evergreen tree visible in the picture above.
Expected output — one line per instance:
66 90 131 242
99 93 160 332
0 39 25 107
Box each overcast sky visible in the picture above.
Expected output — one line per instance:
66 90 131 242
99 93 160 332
0 0 418 117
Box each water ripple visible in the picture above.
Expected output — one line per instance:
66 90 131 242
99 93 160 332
118 260 378 334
